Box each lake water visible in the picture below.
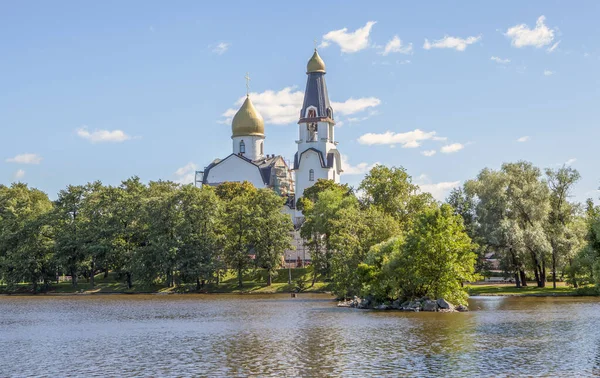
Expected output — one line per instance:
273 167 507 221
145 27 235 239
1 294 600 377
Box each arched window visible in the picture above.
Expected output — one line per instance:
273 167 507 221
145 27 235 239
309 169 315 182
327 108 332 119
260 142 264 155
307 109 316 118
239 140 245 154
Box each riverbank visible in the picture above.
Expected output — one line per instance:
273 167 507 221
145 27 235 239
468 282 597 297
0 268 332 295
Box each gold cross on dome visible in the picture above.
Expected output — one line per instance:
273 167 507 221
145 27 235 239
245 72 251 95
313 38 318 50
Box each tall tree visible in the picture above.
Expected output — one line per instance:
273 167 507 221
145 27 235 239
111 177 147 288
137 181 180 286
220 182 258 288
0 184 54 292
545 166 581 288
359 165 435 228
253 188 294 286
175 185 223 290
52 185 86 286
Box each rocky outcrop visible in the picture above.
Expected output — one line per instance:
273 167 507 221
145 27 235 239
337 296 468 313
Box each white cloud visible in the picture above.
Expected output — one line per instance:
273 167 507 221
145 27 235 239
544 70 554 76
505 16 555 48
341 154 378 175
13 169 25 180
517 136 530 142
416 174 461 201
320 21 376 53
547 41 560 53
358 129 441 148
332 98 381 115
565 158 577 166
222 88 380 125
421 150 436 157
174 162 198 185
491 56 510 64
440 143 464 154
423 35 481 51
379 36 413 56
6 153 42 164
76 127 132 143
212 42 230 55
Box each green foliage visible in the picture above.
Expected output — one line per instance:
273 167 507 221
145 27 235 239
253 188 294 286
359 165 436 228
296 179 351 211
0 183 54 291
359 205 476 304
0 177 294 293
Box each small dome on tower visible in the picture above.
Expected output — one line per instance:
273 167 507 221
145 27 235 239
232 96 264 137
307 50 326 74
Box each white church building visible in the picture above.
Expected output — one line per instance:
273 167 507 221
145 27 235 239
199 49 342 226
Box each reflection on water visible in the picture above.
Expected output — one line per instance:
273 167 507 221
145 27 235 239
1 294 600 377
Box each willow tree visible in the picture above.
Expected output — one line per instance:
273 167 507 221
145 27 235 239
545 166 582 288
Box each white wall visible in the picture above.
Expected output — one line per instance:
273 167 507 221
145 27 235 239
205 155 266 188
232 135 265 161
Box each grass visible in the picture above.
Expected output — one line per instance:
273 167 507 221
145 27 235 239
467 282 598 297
0 267 332 295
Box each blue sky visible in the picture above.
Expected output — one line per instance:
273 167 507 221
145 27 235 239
1 1 599 202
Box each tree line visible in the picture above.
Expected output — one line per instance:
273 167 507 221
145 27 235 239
2 161 598 303
0 178 293 292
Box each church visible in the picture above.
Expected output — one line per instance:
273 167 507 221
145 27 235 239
198 49 342 226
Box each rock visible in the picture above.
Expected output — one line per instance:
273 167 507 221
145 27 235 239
456 304 469 312
357 297 371 309
402 300 422 312
375 304 390 310
422 299 438 312
436 298 455 310
391 299 402 310
337 301 352 308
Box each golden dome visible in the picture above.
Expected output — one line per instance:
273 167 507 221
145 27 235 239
232 96 264 137
307 49 326 73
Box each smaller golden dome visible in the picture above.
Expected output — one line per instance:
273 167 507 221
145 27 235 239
232 96 264 137
307 49 326 73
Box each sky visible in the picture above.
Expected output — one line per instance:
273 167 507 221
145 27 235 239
1 1 599 202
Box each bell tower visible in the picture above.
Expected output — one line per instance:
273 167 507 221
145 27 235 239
294 49 342 212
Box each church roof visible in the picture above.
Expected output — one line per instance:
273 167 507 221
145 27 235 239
299 50 334 124
307 49 326 73
202 153 289 188
232 96 264 138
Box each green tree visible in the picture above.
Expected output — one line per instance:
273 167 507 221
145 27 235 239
220 182 258 288
359 165 435 227
52 185 87 286
253 188 294 286
0 183 54 292
175 185 223 290
296 179 351 211
545 166 581 288
359 204 476 304
136 181 180 286
110 177 148 288
79 181 115 288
